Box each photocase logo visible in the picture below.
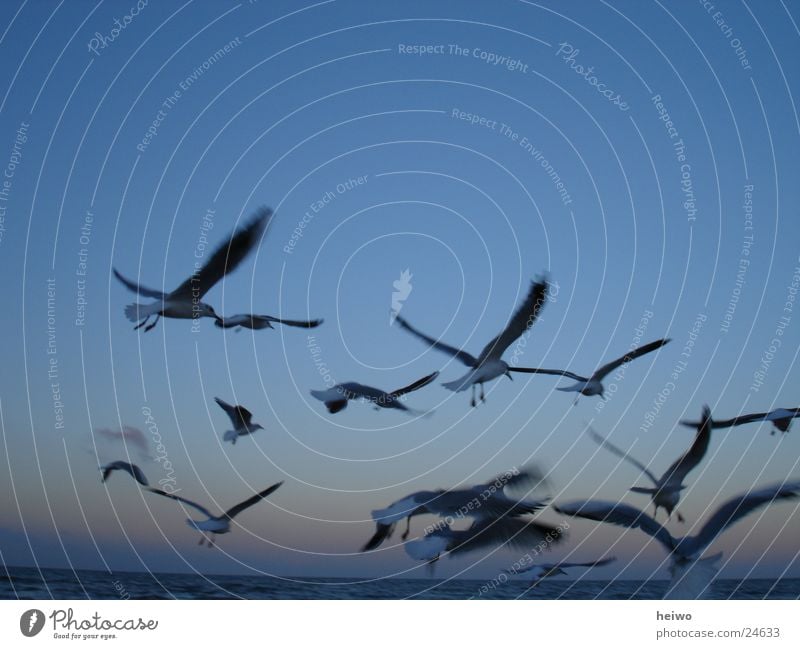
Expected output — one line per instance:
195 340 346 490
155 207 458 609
20 609 45 637
390 268 413 324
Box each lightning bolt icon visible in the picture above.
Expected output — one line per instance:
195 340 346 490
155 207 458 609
28 611 38 632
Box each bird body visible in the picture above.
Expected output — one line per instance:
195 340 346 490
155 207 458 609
588 406 712 521
555 480 800 598
215 397 263 445
146 481 283 546
311 371 439 415
215 313 323 331
114 208 271 332
396 278 549 406
510 338 671 401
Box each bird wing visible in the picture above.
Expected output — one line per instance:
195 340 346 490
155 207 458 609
100 461 149 487
554 500 676 553
171 207 271 300
215 397 249 427
661 406 712 488
146 488 215 519
224 481 283 520
554 556 617 570
360 522 396 552
253 315 324 328
394 314 478 367
507 367 588 381
446 516 564 556
112 269 167 299
476 278 549 362
684 481 800 557
488 465 549 493
591 338 671 381
587 428 659 486
389 371 440 398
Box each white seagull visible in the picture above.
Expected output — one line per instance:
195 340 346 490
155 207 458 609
214 397 264 444
310 371 439 415
405 515 564 568
113 207 271 332
505 556 616 586
681 407 800 435
361 467 549 551
511 338 671 403
100 461 149 486
146 481 283 547
215 313 324 331
395 277 549 406
555 480 800 599
587 406 713 522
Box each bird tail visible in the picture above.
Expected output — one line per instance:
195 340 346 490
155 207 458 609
124 302 159 323
441 378 472 393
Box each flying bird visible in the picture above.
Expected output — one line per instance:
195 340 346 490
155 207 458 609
395 277 549 406
555 480 800 599
113 207 271 332
100 461 149 486
215 397 264 445
405 515 564 568
505 556 616 587
310 371 439 415
511 338 671 403
361 466 549 551
146 481 283 547
215 313 324 331
681 407 800 435
587 407 713 522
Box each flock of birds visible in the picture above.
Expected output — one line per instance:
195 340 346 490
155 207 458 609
102 206 800 598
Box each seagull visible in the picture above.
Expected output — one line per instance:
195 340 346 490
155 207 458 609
587 407 713 522
681 407 800 435
395 277 549 406
505 556 616 586
100 461 149 486
405 515 564 568
146 481 283 547
214 397 264 444
361 466 549 551
215 314 324 331
310 371 439 415
554 480 800 599
510 338 671 403
113 207 271 332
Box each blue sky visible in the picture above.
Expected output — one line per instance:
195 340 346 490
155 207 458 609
0 0 799 584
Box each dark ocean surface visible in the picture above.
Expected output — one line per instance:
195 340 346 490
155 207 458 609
1 566 798 599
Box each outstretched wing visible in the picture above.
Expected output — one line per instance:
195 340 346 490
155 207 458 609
146 488 215 519
100 461 149 487
389 371 440 398
508 367 588 381
360 522 396 552
554 500 676 553
684 480 800 557
224 481 283 520
253 315 324 328
554 556 617 570
592 338 671 381
587 428 659 486
661 406 712 488
447 516 564 556
112 269 167 299
477 278 549 363
214 397 252 427
394 314 478 368
172 207 272 300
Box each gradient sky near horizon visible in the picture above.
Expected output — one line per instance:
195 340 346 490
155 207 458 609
1 0 799 588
